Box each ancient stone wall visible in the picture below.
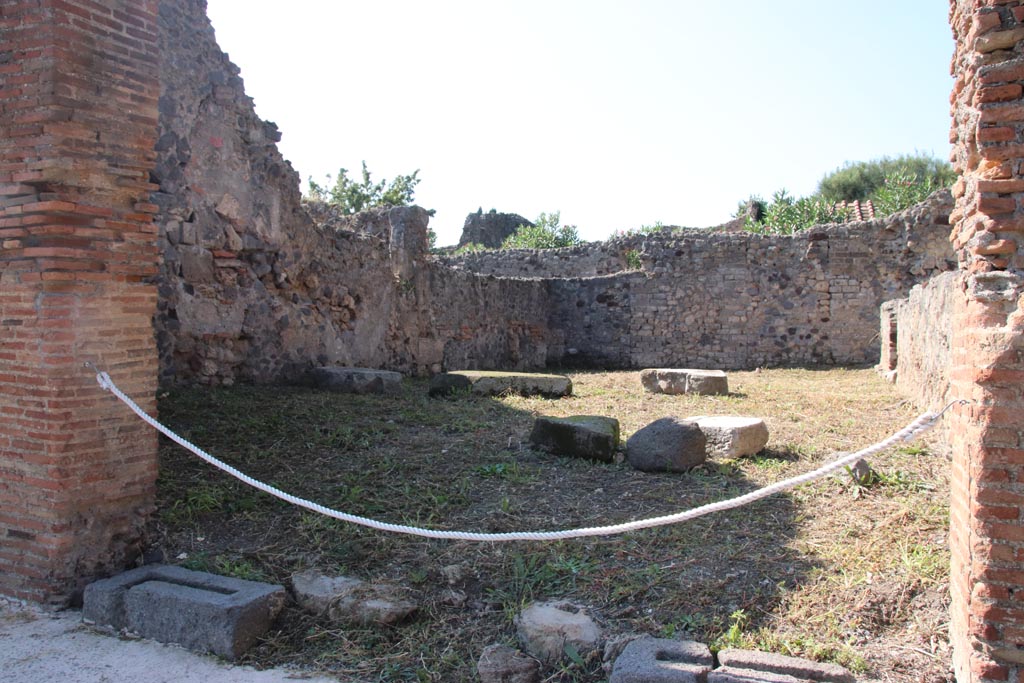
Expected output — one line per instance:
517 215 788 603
0 0 160 603
449 193 955 370
152 1 553 385
443 235 639 277
881 271 959 410
458 208 533 248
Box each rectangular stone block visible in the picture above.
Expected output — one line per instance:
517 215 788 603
82 564 285 659
716 649 855 683
429 370 572 398
708 666 802 683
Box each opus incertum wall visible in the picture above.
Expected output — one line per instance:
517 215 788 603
0 0 160 603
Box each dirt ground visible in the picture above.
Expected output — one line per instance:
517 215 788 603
151 368 952 682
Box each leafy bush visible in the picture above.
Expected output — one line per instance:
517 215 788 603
742 154 955 235
870 168 946 216
453 242 488 255
308 161 420 214
817 154 954 203
613 221 665 239
501 211 582 249
745 190 851 236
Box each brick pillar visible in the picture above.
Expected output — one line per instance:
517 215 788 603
0 1 160 604
949 2 1024 680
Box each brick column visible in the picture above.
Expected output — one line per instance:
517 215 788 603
949 2 1024 680
0 1 160 604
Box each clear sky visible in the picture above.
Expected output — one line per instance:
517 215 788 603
204 1 955 246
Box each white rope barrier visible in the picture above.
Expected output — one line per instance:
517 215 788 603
88 364 962 542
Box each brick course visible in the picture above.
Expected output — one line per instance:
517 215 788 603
0 0 159 603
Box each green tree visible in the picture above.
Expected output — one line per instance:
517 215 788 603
308 161 420 214
817 154 954 203
501 211 582 249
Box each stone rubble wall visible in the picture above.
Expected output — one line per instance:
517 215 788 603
881 271 959 410
458 209 534 248
153 0 553 385
153 1 955 387
442 235 646 278
492 193 954 370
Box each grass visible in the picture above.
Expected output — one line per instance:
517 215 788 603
151 368 951 682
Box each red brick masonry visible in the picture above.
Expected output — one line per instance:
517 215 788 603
0 0 160 604
949 1 1024 680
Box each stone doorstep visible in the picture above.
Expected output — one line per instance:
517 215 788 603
82 564 286 660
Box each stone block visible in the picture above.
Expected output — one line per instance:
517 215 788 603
515 601 602 665
626 417 707 472
690 416 769 458
477 644 541 683
641 369 729 396
82 564 285 660
291 570 417 626
305 366 403 395
429 371 572 398
708 666 803 683
529 415 620 462
717 649 856 683
179 245 214 283
609 636 713 683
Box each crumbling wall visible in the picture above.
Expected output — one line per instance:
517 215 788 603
443 238 636 277
459 209 533 248
462 193 955 370
153 1 956 386
152 0 553 385
881 271 959 410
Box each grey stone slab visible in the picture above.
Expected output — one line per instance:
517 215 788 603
610 636 712 683
690 416 769 458
717 649 856 683
429 371 572 398
641 369 729 396
708 666 803 683
529 415 619 462
82 564 285 660
305 366 402 395
686 370 729 395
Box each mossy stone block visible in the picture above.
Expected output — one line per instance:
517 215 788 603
529 415 620 462
429 371 572 398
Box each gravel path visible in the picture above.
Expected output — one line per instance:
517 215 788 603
0 598 339 683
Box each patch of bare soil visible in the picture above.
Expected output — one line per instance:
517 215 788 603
151 368 952 682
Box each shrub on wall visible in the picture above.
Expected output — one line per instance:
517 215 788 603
742 154 954 236
502 211 582 249
817 154 955 203
308 161 420 214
